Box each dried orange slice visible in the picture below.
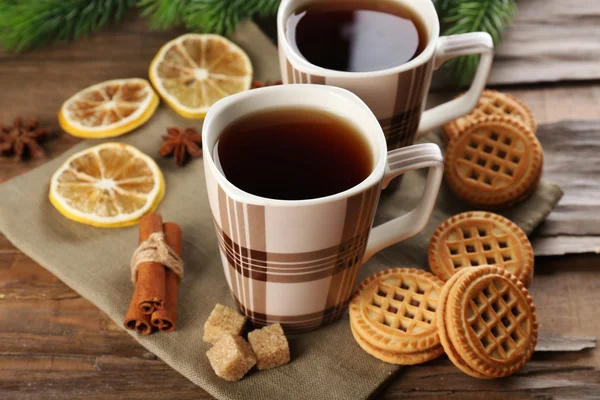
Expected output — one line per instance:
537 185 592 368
59 78 159 139
49 143 165 228
149 34 252 119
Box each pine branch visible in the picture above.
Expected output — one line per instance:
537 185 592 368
0 0 138 53
433 0 455 17
435 0 516 86
138 0 281 35
183 0 281 35
137 0 188 31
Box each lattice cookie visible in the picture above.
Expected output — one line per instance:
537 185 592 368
445 115 543 209
429 212 533 286
350 323 444 365
443 90 536 141
437 266 538 379
349 268 444 364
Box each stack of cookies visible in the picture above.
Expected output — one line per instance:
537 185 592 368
443 90 543 209
349 268 445 365
437 266 538 378
349 266 538 379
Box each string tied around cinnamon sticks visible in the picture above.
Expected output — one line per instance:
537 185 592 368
124 214 183 335
130 231 184 283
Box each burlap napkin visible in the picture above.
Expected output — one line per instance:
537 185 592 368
0 22 562 400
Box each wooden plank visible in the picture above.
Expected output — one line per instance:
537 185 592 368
0 331 147 359
428 86 600 129
0 253 77 300
531 121 600 254
503 86 600 124
488 0 600 85
532 236 600 256
0 355 210 400
383 358 600 399
536 335 597 352
0 234 18 252
527 255 600 350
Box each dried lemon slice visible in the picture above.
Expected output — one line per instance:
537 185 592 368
59 78 159 139
149 34 252 119
49 143 165 228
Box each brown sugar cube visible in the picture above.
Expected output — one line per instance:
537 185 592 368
247 323 290 370
206 335 256 381
203 304 247 344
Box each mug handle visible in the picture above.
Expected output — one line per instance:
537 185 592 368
416 32 494 135
363 143 444 262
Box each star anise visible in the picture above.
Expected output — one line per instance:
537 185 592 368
159 127 203 166
0 117 50 161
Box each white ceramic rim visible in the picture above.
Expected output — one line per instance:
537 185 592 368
202 84 388 207
277 0 440 78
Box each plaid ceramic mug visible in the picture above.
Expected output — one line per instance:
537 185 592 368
277 0 494 151
202 85 443 333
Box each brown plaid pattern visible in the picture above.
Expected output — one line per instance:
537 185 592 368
282 50 434 151
213 183 380 332
215 225 369 283
232 295 350 333
378 106 422 150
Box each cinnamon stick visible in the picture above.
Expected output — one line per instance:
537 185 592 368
151 222 182 332
133 213 166 314
124 296 153 335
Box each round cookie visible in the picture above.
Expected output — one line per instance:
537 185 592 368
443 90 536 141
429 212 534 286
350 268 444 352
349 268 445 364
350 323 444 365
444 115 543 209
436 268 489 379
437 266 538 379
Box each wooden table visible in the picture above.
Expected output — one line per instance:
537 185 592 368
1 14 599 400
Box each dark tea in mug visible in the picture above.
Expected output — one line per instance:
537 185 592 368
286 0 427 73
216 108 373 200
